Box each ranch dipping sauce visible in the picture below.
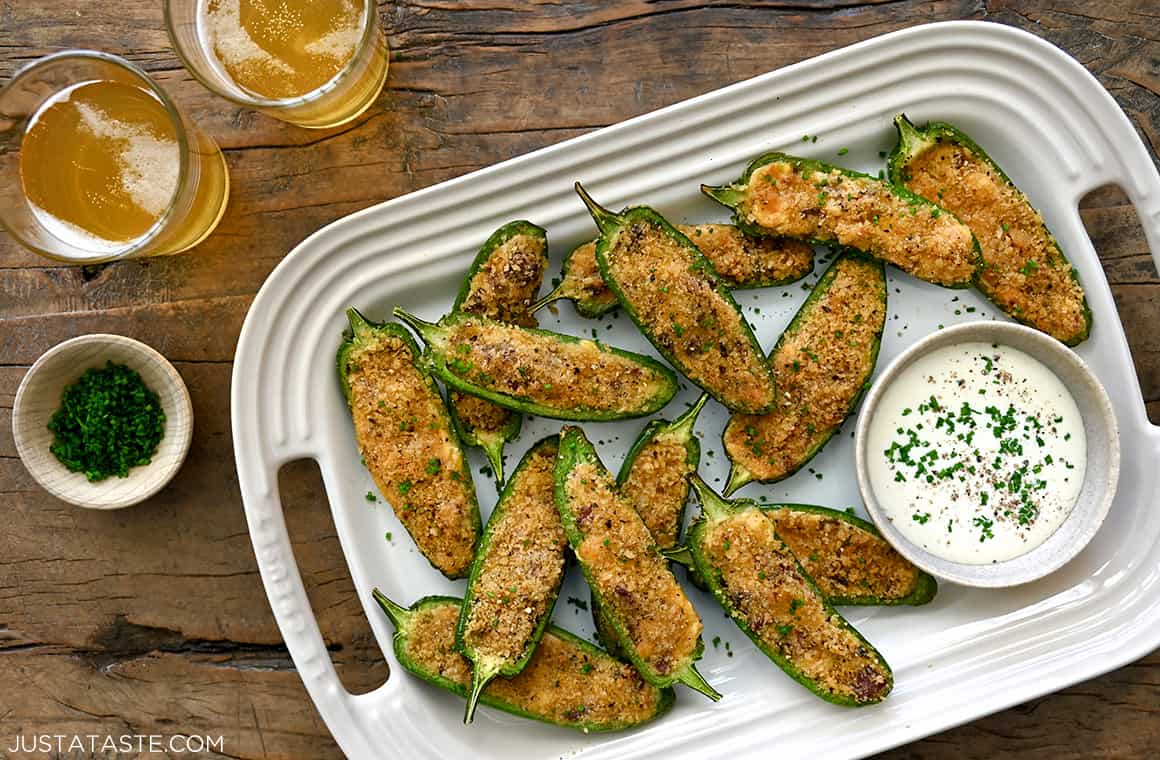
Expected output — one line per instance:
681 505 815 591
867 341 1086 564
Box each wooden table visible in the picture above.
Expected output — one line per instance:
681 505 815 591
2 2 1157 757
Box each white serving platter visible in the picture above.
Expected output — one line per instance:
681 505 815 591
231 20 1160 760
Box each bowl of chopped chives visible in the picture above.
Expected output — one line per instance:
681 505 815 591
12 334 193 509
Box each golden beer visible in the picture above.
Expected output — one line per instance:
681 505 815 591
167 0 388 128
202 0 364 99
21 80 225 255
0 52 229 263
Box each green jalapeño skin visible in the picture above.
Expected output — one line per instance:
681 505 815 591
703 152 982 288
617 393 708 550
554 426 720 701
532 226 814 318
759 504 937 606
394 308 678 421
455 437 567 724
337 308 480 579
723 251 886 493
448 221 550 483
593 393 709 656
576 183 777 415
666 503 937 606
532 240 620 319
889 114 1091 346
684 477 893 706
373 591 675 732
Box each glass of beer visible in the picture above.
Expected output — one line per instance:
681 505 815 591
0 51 230 263
165 0 389 129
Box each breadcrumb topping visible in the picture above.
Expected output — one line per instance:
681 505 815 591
405 601 665 726
702 510 890 703
565 225 812 307
743 161 977 286
455 232 548 438
565 462 702 677
561 241 619 312
346 334 477 577
676 224 813 287
460 233 547 327
620 431 693 549
766 509 923 601
462 442 566 664
444 318 670 414
903 141 1088 342
604 219 774 412
724 255 885 482
450 391 510 437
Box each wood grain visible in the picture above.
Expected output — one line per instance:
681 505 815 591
1 2 1158 758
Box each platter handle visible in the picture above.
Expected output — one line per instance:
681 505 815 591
238 455 384 758
1074 91 1160 433
1117 182 1160 434
1128 190 1160 284
1111 184 1160 434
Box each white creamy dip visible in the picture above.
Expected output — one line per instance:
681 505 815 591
867 341 1086 564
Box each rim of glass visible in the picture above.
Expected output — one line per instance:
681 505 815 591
163 0 382 111
0 49 193 263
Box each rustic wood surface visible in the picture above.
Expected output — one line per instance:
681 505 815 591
1 1 1158 758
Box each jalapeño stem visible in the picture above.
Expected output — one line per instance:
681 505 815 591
463 664 495 724
371 588 411 629
678 664 722 701
660 545 695 568
528 286 564 314
699 183 746 208
669 393 709 437
392 307 439 343
346 306 376 344
723 461 756 497
689 474 735 522
574 182 622 238
892 113 924 151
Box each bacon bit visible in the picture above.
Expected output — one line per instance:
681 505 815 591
576 502 596 526
853 664 888 702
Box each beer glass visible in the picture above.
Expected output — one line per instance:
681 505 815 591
165 0 389 129
0 51 230 263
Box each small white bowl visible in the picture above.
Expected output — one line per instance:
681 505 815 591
855 321 1119 588
12 334 193 509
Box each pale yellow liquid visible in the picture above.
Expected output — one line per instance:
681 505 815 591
202 0 366 100
19 79 228 258
21 80 179 251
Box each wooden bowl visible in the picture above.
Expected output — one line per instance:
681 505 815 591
12 334 193 509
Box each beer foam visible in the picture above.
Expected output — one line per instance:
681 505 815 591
305 2 362 60
29 200 128 256
203 0 295 78
75 101 180 218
